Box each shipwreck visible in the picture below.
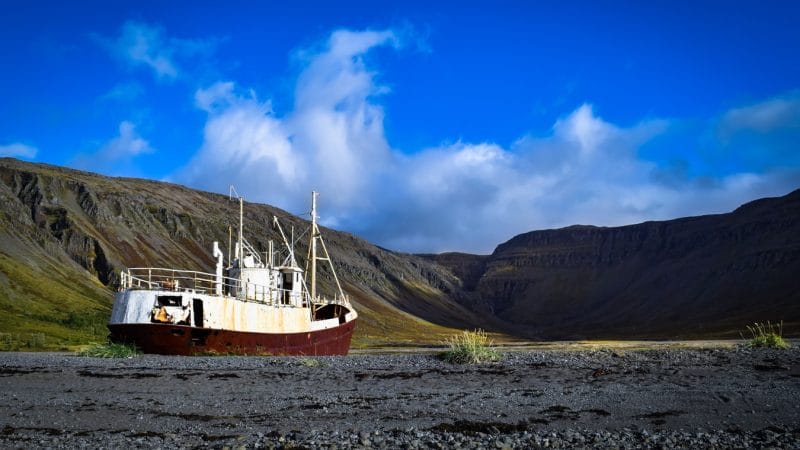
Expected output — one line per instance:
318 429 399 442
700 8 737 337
108 191 357 355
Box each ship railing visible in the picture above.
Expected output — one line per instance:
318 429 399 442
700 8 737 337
120 268 306 308
310 293 352 308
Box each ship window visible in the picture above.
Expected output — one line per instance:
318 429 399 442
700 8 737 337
157 295 182 306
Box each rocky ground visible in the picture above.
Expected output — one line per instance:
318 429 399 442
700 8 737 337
1 346 799 449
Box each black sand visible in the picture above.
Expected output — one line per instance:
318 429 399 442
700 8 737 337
1 346 799 448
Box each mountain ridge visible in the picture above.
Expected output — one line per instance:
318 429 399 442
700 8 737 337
1 157 798 348
429 188 800 339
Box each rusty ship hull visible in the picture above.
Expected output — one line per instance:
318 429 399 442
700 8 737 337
109 320 356 356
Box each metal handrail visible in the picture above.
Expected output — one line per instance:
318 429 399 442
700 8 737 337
120 267 307 307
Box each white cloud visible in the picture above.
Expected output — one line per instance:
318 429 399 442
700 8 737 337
72 121 153 175
177 29 398 216
0 143 38 159
103 21 217 81
181 84 297 197
553 104 610 155
114 22 176 78
368 102 798 253
101 121 153 158
293 29 397 109
369 107 673 252
194 81 238 112
175 28 800 254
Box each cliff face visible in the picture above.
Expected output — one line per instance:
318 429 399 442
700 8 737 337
0 158 491 348
464 190 800 338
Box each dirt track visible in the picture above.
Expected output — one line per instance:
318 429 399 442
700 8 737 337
1 346 799 448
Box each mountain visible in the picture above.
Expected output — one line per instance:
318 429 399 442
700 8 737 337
425 189 800 339
0 158 495 350
1 157 798 349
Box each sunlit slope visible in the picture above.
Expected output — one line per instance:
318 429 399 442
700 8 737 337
0 158 491 349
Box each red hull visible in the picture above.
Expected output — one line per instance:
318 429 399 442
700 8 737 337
108 320 356 356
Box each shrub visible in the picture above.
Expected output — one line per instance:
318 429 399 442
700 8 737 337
77 341 140 358
744 321 789 349
298 357 327 367
440 329 501 364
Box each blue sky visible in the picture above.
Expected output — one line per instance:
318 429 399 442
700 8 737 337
1 1 799 253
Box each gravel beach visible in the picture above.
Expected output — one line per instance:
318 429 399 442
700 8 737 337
1 346 799 448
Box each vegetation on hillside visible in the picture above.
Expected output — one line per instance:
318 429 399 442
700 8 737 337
0 253 111 351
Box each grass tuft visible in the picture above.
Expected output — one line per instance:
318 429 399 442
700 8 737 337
743 321 789 349
77 341 140 358
298 357 328 368
440 329 501 364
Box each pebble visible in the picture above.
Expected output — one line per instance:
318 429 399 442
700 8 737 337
1 347 798 449
6 422 792 449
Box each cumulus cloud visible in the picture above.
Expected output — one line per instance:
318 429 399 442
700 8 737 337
0 142 38 159
181 82 297 197
368 107 673 251
72 121 154 175
175 28 800 254
288 29 397 209
101 21 217 80
366 102 798 252
100 121 153 158
177 29 398 217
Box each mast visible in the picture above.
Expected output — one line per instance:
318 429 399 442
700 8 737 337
310 191 318 300
229 185 244 267
238 196 243 264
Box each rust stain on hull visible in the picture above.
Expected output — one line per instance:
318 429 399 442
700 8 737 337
108 320 356 356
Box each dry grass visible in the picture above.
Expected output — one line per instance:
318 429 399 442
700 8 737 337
298 357 328 367
440 329 502 364
77 341 140 358
744 321 789 349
